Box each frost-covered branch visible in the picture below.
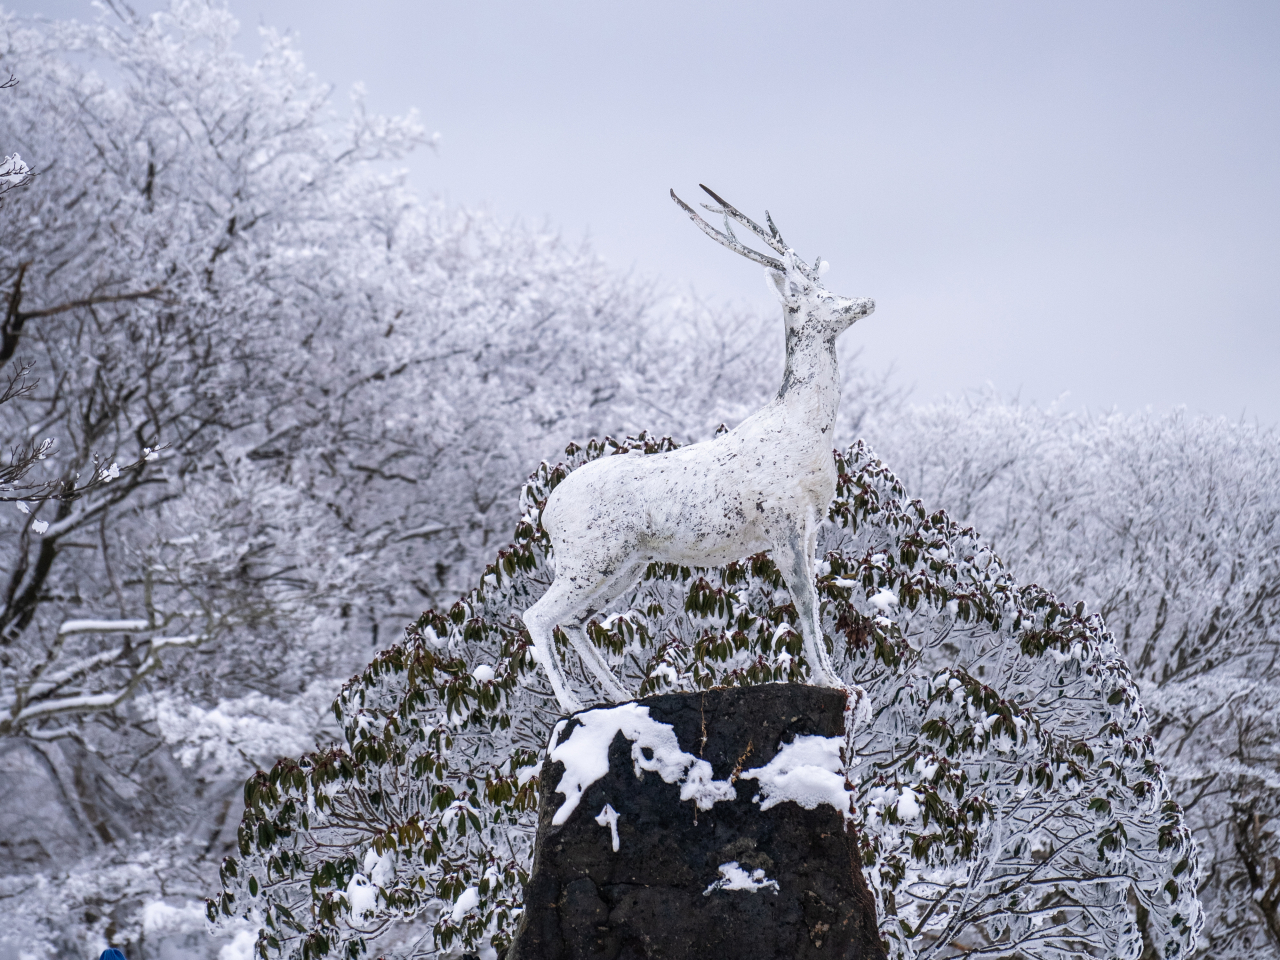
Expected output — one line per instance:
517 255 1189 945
1 614 203 739
0 72 31 204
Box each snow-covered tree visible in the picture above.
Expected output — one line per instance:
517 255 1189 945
0 3 866 954
216 437 1202 960
874 399 1279 956
0 4 412 950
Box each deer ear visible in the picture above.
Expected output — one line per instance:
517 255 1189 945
764 268 789 306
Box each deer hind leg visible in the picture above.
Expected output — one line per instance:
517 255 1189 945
772 525 843 689
562 555 650 702
522 557 644 711
566 622 630 703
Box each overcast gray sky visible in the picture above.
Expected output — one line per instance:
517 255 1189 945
13 0 1280 423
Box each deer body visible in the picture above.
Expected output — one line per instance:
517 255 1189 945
523 188 874 713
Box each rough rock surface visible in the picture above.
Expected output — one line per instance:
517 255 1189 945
505 684 885 960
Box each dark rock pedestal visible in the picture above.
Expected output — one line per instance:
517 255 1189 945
505 685 885 960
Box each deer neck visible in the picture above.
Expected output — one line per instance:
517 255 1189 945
774 317 840 433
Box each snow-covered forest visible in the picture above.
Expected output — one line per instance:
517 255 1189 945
0 3 1275 958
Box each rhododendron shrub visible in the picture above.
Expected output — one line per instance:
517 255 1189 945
215 437 1202 960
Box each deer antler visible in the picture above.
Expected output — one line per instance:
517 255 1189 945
670 188 785 272
698 185 789 257
671 186 821 281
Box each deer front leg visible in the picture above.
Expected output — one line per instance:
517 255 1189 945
772 525 843 689
522 602 585 716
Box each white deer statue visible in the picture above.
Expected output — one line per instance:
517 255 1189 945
523 186 875 714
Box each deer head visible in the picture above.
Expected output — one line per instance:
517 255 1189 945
670 185 874 339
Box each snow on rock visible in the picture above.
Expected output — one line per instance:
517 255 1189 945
510 686 883 960
548 702 735 826
703 861 780 895
739 734 852 819
594 803 620 852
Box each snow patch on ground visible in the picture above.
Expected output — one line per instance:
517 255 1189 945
219 930 259 960
141 899 207 933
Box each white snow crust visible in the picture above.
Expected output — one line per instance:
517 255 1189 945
141 899 207 933
869 588 899 613
548 702 735 825
548 704 855 826
0 153 29 185
364 848 395 886
896 787 921 820
739 734 852 819
219 930 259 960
57 618 151 635
594 803 620 851
346 873 378 919
703 861 780 895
